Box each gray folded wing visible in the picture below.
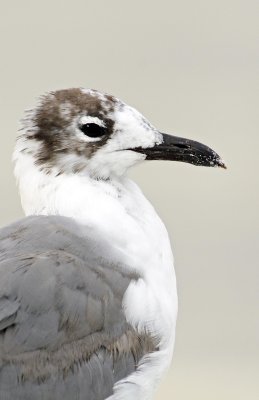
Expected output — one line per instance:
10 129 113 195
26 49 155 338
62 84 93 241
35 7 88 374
0 216 156 400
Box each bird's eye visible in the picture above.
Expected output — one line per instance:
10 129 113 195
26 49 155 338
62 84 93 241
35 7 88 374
79 123 107 138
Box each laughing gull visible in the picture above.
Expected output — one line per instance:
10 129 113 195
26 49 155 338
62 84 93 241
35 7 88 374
0 88 225 400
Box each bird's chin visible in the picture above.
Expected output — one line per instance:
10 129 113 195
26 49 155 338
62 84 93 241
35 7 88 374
87 150 146 179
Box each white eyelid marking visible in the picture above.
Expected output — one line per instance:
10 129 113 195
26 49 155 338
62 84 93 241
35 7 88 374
77 116 106 142
79 116 106 128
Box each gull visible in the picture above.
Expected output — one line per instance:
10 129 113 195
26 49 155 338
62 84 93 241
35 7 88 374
0 88 225 400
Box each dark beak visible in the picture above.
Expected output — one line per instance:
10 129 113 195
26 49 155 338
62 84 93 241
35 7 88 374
132 133 226 169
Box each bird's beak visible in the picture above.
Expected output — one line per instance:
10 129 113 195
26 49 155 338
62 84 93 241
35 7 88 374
133 133 226 169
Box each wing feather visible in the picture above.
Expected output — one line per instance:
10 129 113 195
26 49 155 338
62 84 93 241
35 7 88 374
0 216 156 400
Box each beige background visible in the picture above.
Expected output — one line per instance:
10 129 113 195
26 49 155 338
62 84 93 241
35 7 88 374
0 1 258 399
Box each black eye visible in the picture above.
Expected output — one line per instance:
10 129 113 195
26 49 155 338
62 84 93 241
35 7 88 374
80 123 106 138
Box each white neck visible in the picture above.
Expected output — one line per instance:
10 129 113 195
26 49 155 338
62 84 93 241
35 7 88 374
15 153 169 266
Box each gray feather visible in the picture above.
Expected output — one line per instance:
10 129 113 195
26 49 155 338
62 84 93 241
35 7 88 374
0 216 157 399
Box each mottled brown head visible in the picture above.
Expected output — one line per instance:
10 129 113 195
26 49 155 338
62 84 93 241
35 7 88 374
23 89 120 173
15 87 225 179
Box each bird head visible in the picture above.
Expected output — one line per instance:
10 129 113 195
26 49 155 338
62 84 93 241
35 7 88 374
15 88 226 179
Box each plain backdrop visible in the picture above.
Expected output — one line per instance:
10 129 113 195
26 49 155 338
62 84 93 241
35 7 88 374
0 1 258 399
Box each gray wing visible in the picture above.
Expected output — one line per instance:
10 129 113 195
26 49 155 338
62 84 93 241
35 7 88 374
0 216 156 400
